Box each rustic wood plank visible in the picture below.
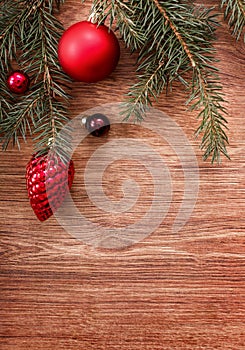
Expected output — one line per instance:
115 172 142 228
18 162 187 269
0 1 245 349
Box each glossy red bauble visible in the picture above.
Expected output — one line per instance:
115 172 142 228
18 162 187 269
58 21 120 83
7 70 30 94
26 154 75 222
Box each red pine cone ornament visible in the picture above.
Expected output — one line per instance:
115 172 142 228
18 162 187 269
26 154 75 221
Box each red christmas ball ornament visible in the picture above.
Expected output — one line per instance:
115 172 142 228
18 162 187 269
26 154 75 222
58 21 120 83
85 113 110 137
7 70 30 94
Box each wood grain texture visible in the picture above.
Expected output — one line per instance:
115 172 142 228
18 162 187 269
0 1 245 349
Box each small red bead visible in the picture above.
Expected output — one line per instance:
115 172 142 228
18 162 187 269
7 70 30 94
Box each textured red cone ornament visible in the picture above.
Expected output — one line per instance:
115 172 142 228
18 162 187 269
58 20 120 83
26 154 75 222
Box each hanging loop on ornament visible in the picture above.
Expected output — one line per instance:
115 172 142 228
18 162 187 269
47 137 54 147
88 3 101 24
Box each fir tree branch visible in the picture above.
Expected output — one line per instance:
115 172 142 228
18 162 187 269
0 1 31 139
0 0 234 163
1 94 41 149
221 0 245 41
188 68 229 162
0 71 13 126
0 0 71 160
117 0 229 163
89 0 145 50
152 0 196 68
38 6 62 147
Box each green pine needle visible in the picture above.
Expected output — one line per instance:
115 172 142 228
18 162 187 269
1 0 240 163
91 0 230 163
0 0 70 161
221 0 245 41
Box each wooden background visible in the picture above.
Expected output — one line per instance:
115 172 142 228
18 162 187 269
0 1 245 349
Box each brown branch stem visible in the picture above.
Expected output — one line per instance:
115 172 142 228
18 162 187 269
237 0 245 18
152 0 196 68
